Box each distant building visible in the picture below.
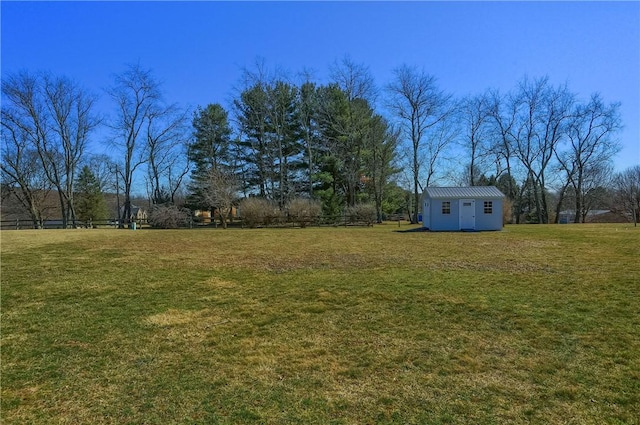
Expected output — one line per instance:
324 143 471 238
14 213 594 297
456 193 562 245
193 207 238 224
120 205 148 222
558 209 627 224
421 186 505 231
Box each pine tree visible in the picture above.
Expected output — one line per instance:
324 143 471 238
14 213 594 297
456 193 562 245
75 165 108 223
187 104 233 211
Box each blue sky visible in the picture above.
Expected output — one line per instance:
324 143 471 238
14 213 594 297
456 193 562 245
2 1 639 173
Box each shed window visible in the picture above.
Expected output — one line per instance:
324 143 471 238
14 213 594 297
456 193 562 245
442 201 451 215
484 201 493 214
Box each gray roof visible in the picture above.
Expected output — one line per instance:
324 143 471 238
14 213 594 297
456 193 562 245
423 186 505 199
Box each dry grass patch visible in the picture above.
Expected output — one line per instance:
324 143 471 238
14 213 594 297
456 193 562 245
146 308 210 327
1 224 639 424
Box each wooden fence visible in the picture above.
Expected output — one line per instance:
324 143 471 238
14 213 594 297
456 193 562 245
1 219 127 230
0 214 402 230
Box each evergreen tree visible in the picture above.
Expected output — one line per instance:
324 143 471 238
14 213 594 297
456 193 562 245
265 81 303 207
297 81 322 197
232 78 399 217
187 103 232 211
235 81 303 207
75 165 108 222
363 116 401 222
190 104 232 172
316 85 378 208
234 84 271 197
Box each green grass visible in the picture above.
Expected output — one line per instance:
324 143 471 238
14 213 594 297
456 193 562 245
1 224 639 424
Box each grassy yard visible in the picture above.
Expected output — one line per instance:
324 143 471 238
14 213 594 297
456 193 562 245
1 224 639 424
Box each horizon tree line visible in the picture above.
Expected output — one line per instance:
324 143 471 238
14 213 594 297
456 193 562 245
2 58 637 228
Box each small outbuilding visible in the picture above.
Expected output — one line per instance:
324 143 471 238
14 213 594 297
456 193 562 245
119 205 148 223
421 186 505 231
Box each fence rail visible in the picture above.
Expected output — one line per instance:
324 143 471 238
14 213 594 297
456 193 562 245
1 219 126 230
1 214 403 230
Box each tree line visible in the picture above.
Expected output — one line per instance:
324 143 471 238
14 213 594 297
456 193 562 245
2 58 639 228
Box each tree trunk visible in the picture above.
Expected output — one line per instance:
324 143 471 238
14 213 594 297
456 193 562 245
554 182 569 224
574 170 584 223
220 208 228 229
412 145 420 224
56 190 68 228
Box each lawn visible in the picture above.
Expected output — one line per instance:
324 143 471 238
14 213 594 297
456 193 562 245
1 224 639 424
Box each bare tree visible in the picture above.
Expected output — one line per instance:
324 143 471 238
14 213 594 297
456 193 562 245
329 56 377 103
200 168 240 229
460 92 492 186
0 124 53 228
107 64 160 227
579 165 614 221
510 76 574 223
42 74 100 226
145 103 190 205
84 154 116 193
486 89 519 206
422 118 458 188
386 65 453 223
612 165 640 226
556 94 622 222
1 71 99 227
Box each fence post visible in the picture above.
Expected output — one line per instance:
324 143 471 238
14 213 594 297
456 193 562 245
16 219 19 230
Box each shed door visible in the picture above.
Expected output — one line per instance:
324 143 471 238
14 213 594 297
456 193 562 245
459 199 475 230
423 200 430 227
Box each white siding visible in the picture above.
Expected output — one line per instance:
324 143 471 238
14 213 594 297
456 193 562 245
421 186 505 231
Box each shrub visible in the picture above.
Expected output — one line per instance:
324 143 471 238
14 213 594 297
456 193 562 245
503 198 514 225
346 203 377 226
148 205 191 229
264 203 284 227
238 198 280 228
287 198 322 228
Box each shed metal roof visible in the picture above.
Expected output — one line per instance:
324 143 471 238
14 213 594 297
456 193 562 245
423 186 505 199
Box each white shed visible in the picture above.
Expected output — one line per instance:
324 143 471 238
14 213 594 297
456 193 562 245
421 186 505 231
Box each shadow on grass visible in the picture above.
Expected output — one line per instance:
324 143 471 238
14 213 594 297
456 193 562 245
393 227 430 233
393 227 489 233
